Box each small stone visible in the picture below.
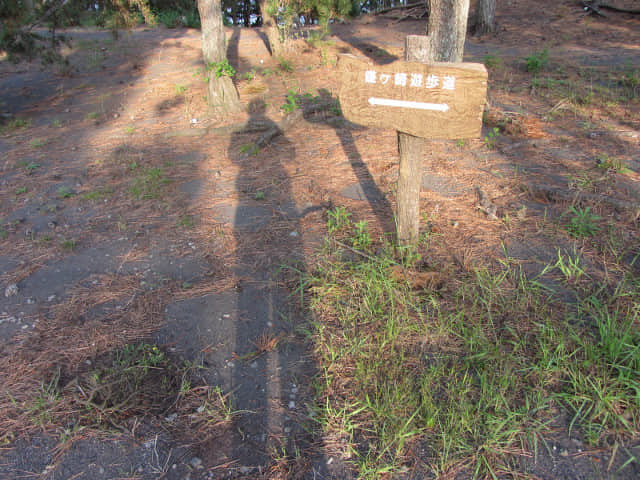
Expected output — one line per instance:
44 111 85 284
47 295 56 302
239 466 251 474
560 449 569 457
289 231 299 237
250 361 258 369
190 457 202 469
4 284 18 297
165 413 178 423
99 467 105 474
288 401 295 409
26 297 36 304
196 405 205 413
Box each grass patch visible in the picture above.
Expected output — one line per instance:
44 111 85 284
2 118 31 133
306 212 640 478
129 167 171 200
81 188 112 201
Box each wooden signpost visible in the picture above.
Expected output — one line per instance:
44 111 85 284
338 36 488 245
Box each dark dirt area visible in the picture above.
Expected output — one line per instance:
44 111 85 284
1 0 639 478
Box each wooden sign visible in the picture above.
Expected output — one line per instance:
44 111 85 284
338 54 488 139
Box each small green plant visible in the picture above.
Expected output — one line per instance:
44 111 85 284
484 127 500 149
456 139 466 148
15 186 27 195
86 111 100 121
175 84 187 95
4 117 31 131
57 187 74 199
254 191 265 201
25 162 41 174
125 125 135 134
29 138 45 149
0 229 7 240
129 167 171 200
327 206 351 234
525 48 549 75
352 220 371 251
241 69 256 81
483 54 502 70
278 57 294 73
596 154 630 174
178 214 195 229
281 89 299 114
82 188 111 201
51 119 62 128
206 59 235 79
239 143 260 156
60 238 77 251
566 206 601 238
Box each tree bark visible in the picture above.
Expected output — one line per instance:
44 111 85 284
427 0 471 63
474 0 496 35
24 0 35 16
197 0 243 113
258 0 282 56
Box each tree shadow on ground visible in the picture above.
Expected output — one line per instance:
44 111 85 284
305 88 396 236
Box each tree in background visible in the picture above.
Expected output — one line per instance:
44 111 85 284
472 0 496 34
427 0 470 63
197 0 243 112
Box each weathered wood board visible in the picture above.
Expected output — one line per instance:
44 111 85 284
338 54 488 139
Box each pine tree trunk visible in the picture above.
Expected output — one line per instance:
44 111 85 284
197 0 243 113
24 0 34 16
258 0 282 56
426 0 471 63
475 0 496 34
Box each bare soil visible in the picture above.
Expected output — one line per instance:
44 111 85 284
1 0 639 478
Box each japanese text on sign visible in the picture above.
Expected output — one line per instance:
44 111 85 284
364 70 456 90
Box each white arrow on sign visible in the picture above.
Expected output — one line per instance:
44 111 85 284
368 97 450 112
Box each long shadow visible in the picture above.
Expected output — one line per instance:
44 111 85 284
227 99 311 468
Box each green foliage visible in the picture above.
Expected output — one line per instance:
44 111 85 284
525 48 549 75
206 59 235 79
2 118 31 132
280 89 299 113
240 142 260 156
352 220 371 251
327 206 351 234
57 186 74 199
15 186 27 195
129 167 171 200
483 127 500 149
565 206 601 238
308 241 640 478
60 238 77 251
596 154 631 174
277 57 294 73
177 214 195 228
483 54 501 70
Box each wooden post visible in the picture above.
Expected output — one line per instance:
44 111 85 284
397 35 429 246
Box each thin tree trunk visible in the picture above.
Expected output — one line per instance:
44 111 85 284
24 0 35 16
258 0 282 56
475 0 496 34
426 0 470 63
197 0 243 113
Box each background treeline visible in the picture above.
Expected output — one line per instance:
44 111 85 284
2 0 419 29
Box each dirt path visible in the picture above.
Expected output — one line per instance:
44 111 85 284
1 1 639 478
